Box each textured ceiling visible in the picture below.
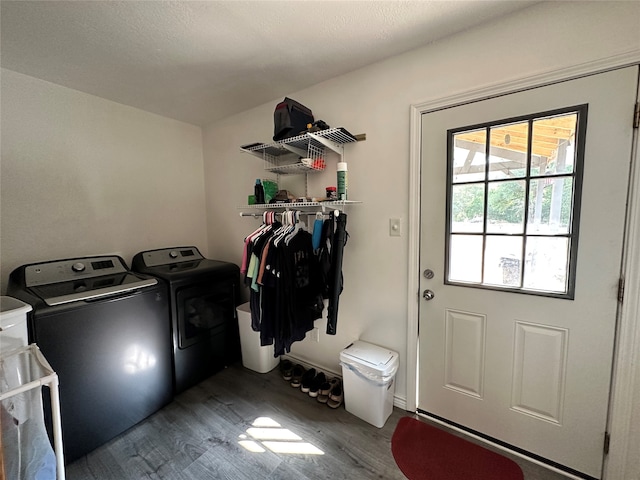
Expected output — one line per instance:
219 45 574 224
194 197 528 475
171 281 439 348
1 1 539 126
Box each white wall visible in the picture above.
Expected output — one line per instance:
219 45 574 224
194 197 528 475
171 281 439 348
0 69 208 291
202 1 640 405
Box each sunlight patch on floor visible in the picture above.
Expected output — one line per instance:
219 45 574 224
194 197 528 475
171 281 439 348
238 416 324 455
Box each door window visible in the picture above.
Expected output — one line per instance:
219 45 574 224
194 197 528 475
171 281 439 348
446 105 586 298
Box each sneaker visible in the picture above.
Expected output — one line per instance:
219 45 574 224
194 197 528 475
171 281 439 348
280 359 293 381
308 372 327 398
300 368 317 393
327 380 343 409
290 364 306 388
317 377 339 404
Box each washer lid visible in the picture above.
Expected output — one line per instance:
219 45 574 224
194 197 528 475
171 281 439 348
17 255 157 306
29 273 156 306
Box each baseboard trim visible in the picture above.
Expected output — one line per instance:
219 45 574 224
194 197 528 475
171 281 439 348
393 396 407 411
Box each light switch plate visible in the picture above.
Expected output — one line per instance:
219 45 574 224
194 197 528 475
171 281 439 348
389 218 401 237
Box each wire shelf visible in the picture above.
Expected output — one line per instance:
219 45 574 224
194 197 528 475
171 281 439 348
266 162 325 175
238 200 362 211
240 127 359 174
284 127 357 150
241 127 357 154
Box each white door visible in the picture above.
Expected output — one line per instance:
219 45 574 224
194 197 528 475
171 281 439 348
418 66 638 478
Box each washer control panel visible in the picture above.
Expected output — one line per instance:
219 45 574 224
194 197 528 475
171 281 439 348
25 256 129 287
137 246 203 267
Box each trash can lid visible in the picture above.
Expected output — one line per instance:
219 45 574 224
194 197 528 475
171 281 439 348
340 340 399 377
0 296 32 328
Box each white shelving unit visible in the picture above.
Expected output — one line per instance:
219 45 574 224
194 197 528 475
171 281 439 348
240 127 364 210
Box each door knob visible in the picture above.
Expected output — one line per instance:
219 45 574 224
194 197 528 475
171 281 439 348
423 289 435 301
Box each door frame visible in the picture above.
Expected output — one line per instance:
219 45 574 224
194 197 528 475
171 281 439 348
407 52 640 479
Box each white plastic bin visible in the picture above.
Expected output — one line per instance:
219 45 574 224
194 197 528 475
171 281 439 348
0 296 32 354
236 302 279 373
340 340 399 428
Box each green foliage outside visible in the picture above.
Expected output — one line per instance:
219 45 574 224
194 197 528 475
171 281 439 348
452 177 572 226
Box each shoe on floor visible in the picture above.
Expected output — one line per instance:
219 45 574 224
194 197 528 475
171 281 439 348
317 377 339 403
300 368 317 393
308 372 327 398
290 364 306 388
327 380 343 409
280 359 293 381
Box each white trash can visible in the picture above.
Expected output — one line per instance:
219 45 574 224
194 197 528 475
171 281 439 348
340 340 399 428
0 296 32 353
236 302 280 373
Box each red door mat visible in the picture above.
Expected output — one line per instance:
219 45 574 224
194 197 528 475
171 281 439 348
391 417 524 480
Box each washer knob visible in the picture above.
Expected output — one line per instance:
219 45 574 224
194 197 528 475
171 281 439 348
71 262 86 272
169 250 179 259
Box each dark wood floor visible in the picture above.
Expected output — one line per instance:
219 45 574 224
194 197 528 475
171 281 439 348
66 362 569 480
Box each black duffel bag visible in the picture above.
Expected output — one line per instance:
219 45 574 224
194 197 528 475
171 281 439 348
273 97 314 141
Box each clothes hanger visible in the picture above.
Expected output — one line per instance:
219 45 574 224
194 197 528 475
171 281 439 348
271 211 290 247
246 210 275 244
274 211 296 247
285 211 308 245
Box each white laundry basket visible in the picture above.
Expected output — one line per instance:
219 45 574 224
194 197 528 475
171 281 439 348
236 302 279 373
340 340 399 428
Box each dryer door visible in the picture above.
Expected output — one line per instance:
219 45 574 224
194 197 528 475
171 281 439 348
174 280 239 393
176 282 234 349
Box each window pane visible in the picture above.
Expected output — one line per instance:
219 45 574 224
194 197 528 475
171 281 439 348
487 180 525 234
523 237 569 294
452 129 486 183
451 184 484 233
528 177 573 234
445 106 583 298
483 236 523 287
530 113 577 176
488 122 529 180
449 235 483 283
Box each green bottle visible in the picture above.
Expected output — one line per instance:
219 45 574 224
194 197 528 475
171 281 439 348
337 162 348 201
